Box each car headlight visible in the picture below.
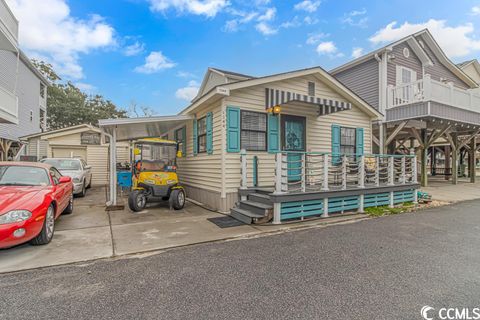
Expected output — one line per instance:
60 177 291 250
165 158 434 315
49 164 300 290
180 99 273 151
72 177 81 183
0 210 32 225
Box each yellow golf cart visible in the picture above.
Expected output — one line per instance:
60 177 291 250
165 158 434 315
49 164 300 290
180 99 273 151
128 138 185 212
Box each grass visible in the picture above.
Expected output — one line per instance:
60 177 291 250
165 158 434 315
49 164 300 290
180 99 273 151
364 202 415 217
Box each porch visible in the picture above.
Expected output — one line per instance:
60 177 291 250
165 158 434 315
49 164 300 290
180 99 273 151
231 151 419 224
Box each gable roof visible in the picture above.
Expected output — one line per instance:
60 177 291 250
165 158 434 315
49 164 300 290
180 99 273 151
180 66 382 119
331 29 478 88
457 59 480 84
20 124 99 140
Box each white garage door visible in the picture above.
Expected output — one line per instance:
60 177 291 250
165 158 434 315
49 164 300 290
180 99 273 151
51 147 87 160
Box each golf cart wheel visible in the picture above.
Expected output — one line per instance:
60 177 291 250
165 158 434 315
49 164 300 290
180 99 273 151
129 190 147 212
171 189 185 210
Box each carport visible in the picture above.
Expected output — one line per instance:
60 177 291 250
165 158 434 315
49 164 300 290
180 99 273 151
98 115 193 207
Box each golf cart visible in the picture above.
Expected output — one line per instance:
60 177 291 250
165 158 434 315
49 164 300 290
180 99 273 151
128 138 185 212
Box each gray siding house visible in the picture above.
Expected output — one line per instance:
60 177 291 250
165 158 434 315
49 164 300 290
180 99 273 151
332 29 480 187
0 0 48 160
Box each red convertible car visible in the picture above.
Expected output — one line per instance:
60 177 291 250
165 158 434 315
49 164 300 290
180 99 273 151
0 162 74 249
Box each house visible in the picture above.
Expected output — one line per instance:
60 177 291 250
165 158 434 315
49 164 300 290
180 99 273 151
458 59 480 94
0 0 49 160
102 66 419 223
21 124 130 186
331 29 480 187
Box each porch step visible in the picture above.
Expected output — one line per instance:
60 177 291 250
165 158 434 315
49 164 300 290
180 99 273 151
248 193 272 205
230 207 264 225
239 200 273 216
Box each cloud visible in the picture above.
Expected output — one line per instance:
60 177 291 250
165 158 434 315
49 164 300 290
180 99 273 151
75 82 97 93
177 71 197 78
135 51 176 74
123 41 145 56
351 47 363 58
257 7 276 21
316 41 337 55
148 0 229 18
255 22 277 35
294 0 321 13
306 32 328 45
222 9 259 32
6 0 116 80
175 80 200 101
471 6 480 15
369 19 480 58
254 7 277 35
341 8 368 28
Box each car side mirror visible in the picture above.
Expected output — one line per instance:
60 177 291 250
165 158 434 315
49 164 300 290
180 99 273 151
59 176 72 183
85 165 92 169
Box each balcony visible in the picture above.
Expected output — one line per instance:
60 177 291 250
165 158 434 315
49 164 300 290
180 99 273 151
0 0 18 52
0 84 18 124
386 75 480 125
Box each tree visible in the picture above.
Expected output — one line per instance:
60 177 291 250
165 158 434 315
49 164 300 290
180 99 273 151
128 100 154 118
32 60 128 130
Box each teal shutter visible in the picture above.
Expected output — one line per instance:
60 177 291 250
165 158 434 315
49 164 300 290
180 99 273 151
206 112 213 154
356 128 364 156
193 119 198 156
181 126 186 156
267 114 280 153
331 124 341 164
226 106 240 152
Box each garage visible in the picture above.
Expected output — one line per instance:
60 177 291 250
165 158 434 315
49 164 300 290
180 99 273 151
20 124 130 186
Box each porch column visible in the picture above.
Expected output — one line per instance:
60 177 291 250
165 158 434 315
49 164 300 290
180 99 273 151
444 146 451 181
470 138 477 183
430 147 435 176
420 129 428 187
452 132 458 185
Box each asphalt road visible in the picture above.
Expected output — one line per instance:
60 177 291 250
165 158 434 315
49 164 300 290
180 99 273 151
2 200 480 320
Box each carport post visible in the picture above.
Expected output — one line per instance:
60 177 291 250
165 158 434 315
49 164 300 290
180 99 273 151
111 127 117 206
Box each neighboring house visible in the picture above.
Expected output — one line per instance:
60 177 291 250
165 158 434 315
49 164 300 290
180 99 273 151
331 29 480 187
21 124 130 186
458 59 480 94
0 0 48 160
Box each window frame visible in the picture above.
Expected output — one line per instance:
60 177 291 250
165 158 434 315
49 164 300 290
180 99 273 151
240 110 268 152
339 126 356 156
197 116 207 153
308 81 315 96
175 126 186 157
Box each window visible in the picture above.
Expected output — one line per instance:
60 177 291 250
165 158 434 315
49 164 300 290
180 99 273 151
50 168 62 185
40 83 45 99
30 110 33 122
308 81 315 96
197 116 207 153
403 47 410 58
340 127 356 155
241 111 267 151
175 127 185 156
401 68 412 84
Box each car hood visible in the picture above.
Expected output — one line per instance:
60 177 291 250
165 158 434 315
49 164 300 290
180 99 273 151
0 186 49 214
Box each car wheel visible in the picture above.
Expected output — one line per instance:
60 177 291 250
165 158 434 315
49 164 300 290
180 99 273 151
87 176 92 189
62 193 74 215
78 182 86 198
170 189 185 210
31 205 55 246
128 190 147 212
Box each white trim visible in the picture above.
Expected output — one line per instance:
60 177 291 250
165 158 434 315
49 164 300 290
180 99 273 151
99 114 193 127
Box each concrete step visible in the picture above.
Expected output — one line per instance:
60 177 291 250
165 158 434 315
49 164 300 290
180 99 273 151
239 200 272 216
230 207 264 225
248 193 273 205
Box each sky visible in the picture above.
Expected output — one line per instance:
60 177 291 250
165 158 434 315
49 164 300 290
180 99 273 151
5 0 480 115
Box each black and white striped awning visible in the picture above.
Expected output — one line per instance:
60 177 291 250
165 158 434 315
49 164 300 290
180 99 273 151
265 88 352 116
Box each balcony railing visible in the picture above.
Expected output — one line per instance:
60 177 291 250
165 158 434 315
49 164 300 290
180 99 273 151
0 0 18 48
387 74 480 113
0 84 18 123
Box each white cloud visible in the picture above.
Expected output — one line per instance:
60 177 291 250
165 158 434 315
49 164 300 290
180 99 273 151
148 0 229 18
369 19 480 58
123 41 145 56
6 0 115 80
255 22 277 35
175 80 200 101
316 41 337 55
222 10 259 32
471 6 480 15
294 0 320 13
257 7 276 21
75 82 97 93
341 8 368 28
306 32 328 45
304 16 319 25
135 51 176 74
177 71 196 78
351 47 364 58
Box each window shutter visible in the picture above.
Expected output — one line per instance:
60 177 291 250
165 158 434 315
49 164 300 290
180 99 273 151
331 124 341 164
267 113 280 153
356 127 364 156
182 126 186 156
206 112 213 154
226 106 240 152
193 118 198 156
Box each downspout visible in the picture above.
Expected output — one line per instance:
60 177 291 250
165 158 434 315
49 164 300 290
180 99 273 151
376 49 390 154
102 127 117 207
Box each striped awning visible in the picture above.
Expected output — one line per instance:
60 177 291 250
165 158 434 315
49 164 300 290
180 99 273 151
265 88 352 116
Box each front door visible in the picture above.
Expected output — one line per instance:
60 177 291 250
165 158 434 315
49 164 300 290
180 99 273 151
281 115 306 182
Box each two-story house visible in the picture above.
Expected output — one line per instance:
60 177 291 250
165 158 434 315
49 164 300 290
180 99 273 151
0 0 48 160
332 29 480 187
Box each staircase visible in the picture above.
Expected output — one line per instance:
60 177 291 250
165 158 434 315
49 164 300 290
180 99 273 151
230 188 274 224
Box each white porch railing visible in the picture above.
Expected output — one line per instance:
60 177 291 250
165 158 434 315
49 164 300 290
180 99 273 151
387 74 480 113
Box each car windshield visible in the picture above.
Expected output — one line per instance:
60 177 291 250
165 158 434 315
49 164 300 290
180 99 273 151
0 166 50 186
41 159 81 171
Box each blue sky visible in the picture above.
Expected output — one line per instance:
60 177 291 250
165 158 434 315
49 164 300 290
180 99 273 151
7 0 480 115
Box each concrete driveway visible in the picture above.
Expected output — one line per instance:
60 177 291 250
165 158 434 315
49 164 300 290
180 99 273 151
0 187 364 273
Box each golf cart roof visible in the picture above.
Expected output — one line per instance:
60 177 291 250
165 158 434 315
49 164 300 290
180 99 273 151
135 138 177 145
